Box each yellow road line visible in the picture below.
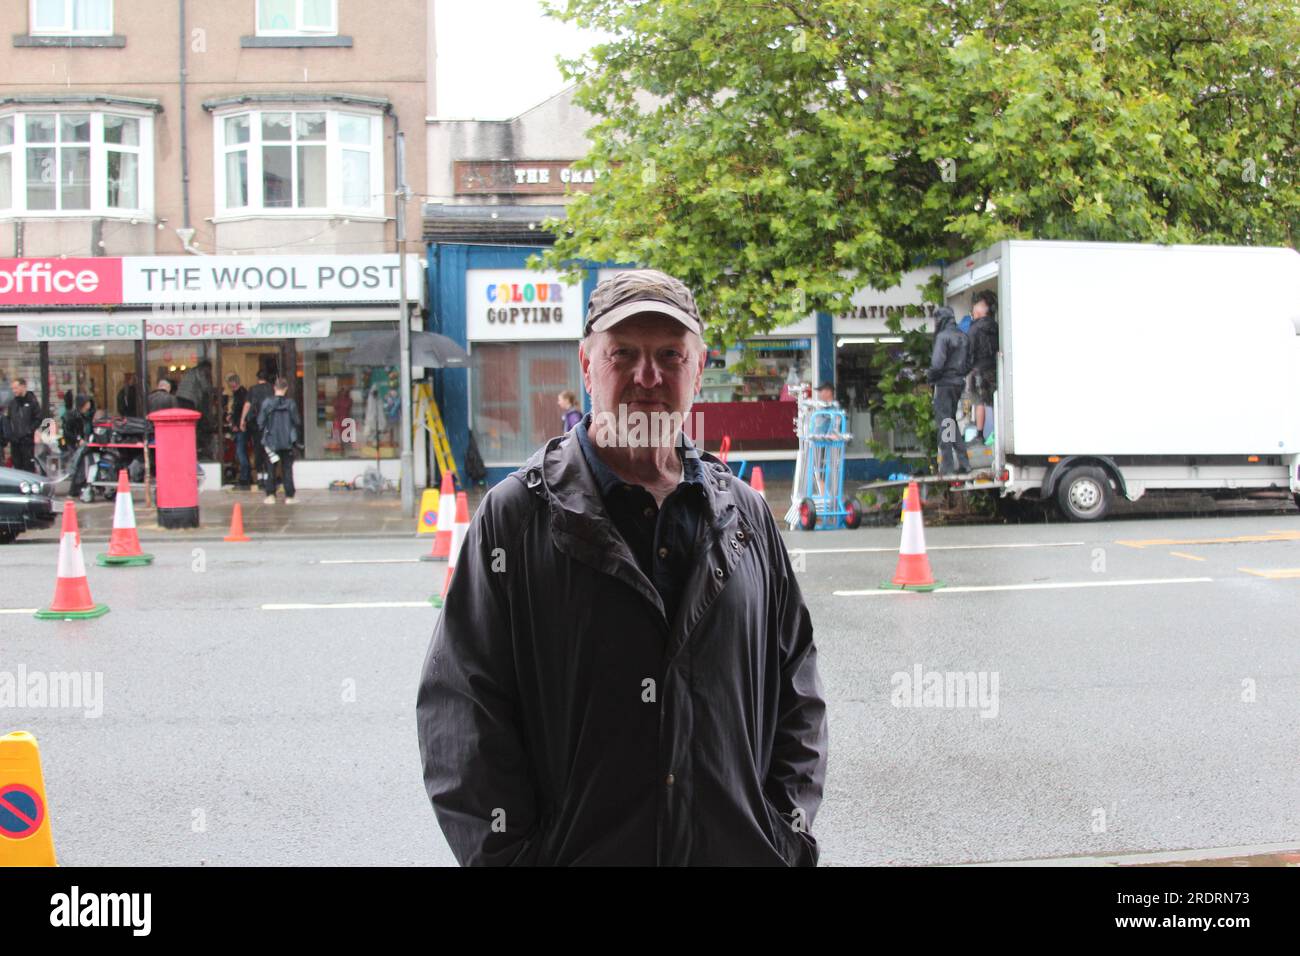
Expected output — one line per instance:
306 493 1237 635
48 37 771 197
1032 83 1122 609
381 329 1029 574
1168 551 1206 561
1117 531 1300 549
1238 568 1300 579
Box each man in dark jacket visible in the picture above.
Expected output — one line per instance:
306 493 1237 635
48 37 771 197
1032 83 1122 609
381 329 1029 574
5 377 43 473
967 290 999 442
256 377 301 504
116 372 140 417
243 370 275 488
417 269 828 866
146 378 178 414
926 305 972 475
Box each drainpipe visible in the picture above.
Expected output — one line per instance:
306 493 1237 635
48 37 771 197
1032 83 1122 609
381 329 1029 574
177 0 197 253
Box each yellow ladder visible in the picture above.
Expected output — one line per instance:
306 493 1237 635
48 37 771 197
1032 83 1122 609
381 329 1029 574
415 382 458 482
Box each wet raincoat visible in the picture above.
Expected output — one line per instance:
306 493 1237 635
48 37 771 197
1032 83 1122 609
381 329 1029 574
416 425 828 865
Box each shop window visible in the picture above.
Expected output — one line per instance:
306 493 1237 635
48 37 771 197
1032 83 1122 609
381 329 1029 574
257 0 337 36
0 327 44 414
471 342 581 464
30 0 112 36
299 322 400 460
217 109 380 217
0 110 149 217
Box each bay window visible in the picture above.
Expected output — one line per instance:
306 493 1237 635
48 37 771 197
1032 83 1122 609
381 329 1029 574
217 109 381 217
0 110 150 217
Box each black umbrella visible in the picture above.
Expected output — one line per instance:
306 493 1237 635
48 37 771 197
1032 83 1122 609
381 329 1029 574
345 331 471 368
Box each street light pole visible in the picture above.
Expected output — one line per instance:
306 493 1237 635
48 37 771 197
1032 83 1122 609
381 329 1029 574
396 131 415 518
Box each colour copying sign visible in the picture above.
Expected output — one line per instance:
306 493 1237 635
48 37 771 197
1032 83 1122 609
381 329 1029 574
0 783 45 839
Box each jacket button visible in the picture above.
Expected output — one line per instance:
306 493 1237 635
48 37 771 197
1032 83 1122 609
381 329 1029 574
643 507 655 518
736 530 745 540
714 567 723 579
658 547 668 559
665 773 675 786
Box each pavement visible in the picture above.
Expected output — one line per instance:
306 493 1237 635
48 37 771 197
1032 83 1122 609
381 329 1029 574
3 509 1300 866
18 476 1298 544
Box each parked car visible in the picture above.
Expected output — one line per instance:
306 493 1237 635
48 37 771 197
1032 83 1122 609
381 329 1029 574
0 465 57 544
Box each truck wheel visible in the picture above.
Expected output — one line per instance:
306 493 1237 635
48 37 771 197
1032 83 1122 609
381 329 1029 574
1056 466 1112 521
0 528 16 545
1293 493 1300 513
798 498 817 531
844 500 861 529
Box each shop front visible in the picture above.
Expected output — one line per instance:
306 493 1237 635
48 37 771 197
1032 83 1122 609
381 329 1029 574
0 254 423 488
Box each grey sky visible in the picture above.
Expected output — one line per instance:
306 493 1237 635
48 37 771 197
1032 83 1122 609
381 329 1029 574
433 0 608 119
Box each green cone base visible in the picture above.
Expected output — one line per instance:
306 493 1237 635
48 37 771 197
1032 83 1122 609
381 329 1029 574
34 604 111 620
96 553 155 566
878 580 944 592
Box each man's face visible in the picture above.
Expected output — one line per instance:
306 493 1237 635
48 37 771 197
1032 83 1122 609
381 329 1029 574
579 313 705 440
12 381 26 397
818 387 834 402
972 299 988 320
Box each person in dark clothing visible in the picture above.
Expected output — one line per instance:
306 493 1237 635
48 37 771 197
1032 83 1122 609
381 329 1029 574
225 373 251 488
242 371 275 489
967 290 999 442
256 377 301 503
5 377 43 473
116 373 140 417
927 305 972 475
417 268 827 866
146 378 178 414
61 395 94 449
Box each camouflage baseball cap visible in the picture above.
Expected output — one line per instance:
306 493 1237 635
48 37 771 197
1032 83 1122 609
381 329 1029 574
583 269 703 338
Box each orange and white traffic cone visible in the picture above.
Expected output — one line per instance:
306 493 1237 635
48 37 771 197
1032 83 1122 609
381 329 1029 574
750 466 766 501
96 470 154 566
420 470 456 561
431 492 471 608
223 502 251 543
879 481 942 591
34 502 110 619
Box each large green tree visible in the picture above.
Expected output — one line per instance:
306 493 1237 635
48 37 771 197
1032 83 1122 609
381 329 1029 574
539 0 1300 345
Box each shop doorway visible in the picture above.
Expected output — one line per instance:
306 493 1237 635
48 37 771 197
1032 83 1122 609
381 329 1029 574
217 340 291 486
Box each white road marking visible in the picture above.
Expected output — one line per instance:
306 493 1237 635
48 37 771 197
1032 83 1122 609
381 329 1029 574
834 576 1214 596
0 609 39 615
315 558 421 565
261 601 432 610
790 541 1085 555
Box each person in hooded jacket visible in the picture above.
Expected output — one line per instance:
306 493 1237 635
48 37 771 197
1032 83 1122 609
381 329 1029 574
926 305 972 475
416 269 828 866
256 377 302 504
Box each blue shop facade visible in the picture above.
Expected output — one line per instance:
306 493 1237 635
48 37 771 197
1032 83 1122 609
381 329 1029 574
423 241 940 488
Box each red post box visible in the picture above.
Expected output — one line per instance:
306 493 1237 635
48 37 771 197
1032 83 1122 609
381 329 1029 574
148 407 202 529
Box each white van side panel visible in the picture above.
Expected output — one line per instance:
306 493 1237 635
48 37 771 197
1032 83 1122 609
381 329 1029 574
1002 242 1300 456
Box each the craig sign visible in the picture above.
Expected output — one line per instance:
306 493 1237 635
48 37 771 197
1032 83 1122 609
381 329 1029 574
0 255 422 307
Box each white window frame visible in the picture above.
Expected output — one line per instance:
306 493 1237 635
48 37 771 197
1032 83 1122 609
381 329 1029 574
0 109 153 219
29 0 114 37
255 0 338 37
214 108 384 220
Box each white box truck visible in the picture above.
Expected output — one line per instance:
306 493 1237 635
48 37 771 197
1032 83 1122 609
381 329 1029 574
885 240 1300 520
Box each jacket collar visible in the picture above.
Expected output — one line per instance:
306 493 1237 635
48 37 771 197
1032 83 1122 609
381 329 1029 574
513 414 741 621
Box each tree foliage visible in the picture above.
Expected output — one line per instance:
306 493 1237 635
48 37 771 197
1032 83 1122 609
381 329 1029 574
539 0 1300 347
